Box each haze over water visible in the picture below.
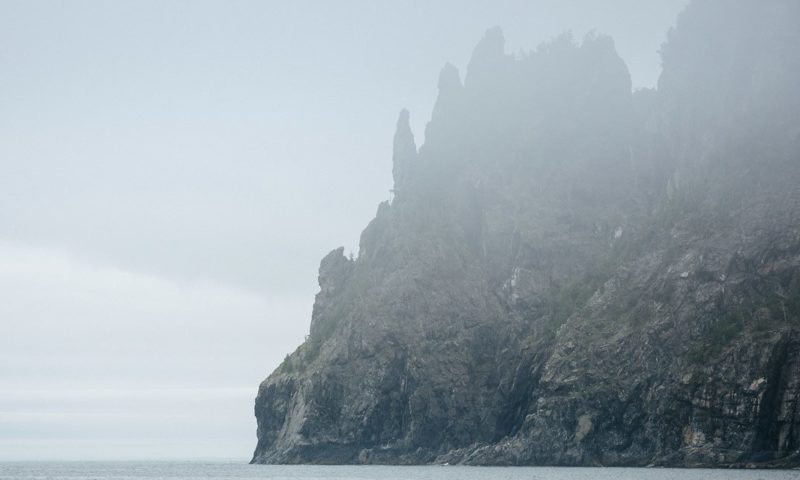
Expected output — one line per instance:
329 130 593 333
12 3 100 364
0 0 689 461
1 463 797 480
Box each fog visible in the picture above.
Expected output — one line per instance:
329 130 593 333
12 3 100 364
0 0 687 461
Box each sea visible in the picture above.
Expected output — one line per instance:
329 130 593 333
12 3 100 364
0 462 797 480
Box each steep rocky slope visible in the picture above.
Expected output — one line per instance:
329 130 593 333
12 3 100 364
253 0 800 467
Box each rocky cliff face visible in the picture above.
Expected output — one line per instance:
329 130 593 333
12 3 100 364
253 0 800 467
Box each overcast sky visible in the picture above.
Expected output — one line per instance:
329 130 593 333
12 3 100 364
0 0 688 461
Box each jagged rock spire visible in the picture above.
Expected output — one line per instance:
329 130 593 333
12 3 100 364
465 26 507 89
422 64 464 151
309 247 354 338
438 62 462 92
392 108 417 193
432 63 463 119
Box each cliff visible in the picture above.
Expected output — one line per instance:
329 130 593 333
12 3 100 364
252 0 800 467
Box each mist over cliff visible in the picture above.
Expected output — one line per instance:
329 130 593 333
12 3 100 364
252 0 800 467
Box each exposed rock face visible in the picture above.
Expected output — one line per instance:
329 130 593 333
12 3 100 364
253 0 800 467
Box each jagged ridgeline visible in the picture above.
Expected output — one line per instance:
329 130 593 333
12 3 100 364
253 0 800 467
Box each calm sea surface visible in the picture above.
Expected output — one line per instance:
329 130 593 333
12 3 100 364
0 462 797 480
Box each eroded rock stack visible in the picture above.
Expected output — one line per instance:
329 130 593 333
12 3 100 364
253 0 800 467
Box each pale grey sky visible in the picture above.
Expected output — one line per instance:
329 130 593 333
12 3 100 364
0 0 687 461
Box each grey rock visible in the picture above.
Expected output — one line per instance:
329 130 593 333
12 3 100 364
252 0 800 467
